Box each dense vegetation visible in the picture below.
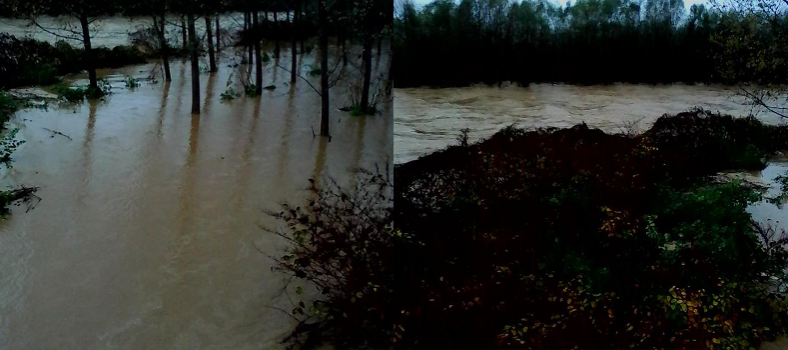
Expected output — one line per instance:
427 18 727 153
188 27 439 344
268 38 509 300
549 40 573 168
393 0 787 87
276 110 788 349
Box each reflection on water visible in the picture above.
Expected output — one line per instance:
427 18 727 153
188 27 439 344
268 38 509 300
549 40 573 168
0 48 391 349
395 84 786 163
742 161 788 233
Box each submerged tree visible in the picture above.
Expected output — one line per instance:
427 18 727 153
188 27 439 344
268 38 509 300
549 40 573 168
351 0 389 114
21 0 118 95
187 12 200 114
205 15 217 73
134 0 173 81
318 0 330 136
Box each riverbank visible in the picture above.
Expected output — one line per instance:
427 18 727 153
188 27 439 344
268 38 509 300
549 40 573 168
277 109 788 349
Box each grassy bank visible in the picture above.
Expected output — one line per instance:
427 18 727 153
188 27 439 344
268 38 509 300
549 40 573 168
275 109 788 349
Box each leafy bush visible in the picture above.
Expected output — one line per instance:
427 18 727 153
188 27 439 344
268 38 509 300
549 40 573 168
271 169 398 350
277 110 788 350
53 85 88 102
0 91 18 126
124 76 140 89
244 83 258 97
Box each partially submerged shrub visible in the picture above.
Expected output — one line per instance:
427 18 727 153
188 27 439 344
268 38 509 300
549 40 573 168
0 128 25 167
244 84 258 97
124 76 140 89
0 91 19 126
54 85 88 102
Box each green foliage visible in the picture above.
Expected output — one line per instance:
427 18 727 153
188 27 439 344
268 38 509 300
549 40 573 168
348 103 378 116
0 91 20 132
124 76 140 89
308 65 322 77
53 85 88 102
244 84 258 97
0 128 25 167
220 87 236 101
53 79 109 102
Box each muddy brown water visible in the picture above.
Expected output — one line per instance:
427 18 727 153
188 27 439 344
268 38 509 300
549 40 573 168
0 46 391 348
394 84 788 164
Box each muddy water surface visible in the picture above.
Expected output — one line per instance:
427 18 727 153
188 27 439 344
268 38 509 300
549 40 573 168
395 84 787 163
0 49 391 349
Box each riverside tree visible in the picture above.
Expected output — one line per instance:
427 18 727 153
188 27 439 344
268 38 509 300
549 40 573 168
350 0 389 114
19 0 119 95
711 0 788 118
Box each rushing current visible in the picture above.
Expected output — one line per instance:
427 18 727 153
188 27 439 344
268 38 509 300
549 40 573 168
394 84 787 163
0 17 392 349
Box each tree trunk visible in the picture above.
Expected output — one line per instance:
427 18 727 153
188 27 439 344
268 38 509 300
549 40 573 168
291 2 299 84
274 11 280 59
338 0 347 66
205 16 217 73
181 16 188 52
245 12 253 65
340 32 347 66
361 36 372 113
187 13 200 114
253 11 263 95
79 13 98 91
377 33 383 56
299 7 305 54
153 15 171 82
215 16 221 51
319 0 329 137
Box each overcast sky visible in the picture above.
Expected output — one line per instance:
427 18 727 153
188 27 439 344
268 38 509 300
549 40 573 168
408 0 711 11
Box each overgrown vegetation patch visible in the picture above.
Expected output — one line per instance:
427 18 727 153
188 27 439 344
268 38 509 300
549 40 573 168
274 109 788 350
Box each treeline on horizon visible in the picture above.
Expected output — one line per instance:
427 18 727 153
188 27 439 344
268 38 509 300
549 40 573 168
0 1 299 17
393 0 786 87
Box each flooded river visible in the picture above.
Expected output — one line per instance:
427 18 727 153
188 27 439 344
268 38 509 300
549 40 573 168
394 84 786 163
0 45 391 348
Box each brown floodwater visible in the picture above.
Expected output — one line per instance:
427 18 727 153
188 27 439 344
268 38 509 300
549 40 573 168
395 83 787 163
0 47 391 349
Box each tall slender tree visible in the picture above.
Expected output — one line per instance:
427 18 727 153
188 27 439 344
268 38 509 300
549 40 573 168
205 16 217 72
253 9 264 95
318 0 330 136
24 0 117 93
291 0 300 84
187 13 200 114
